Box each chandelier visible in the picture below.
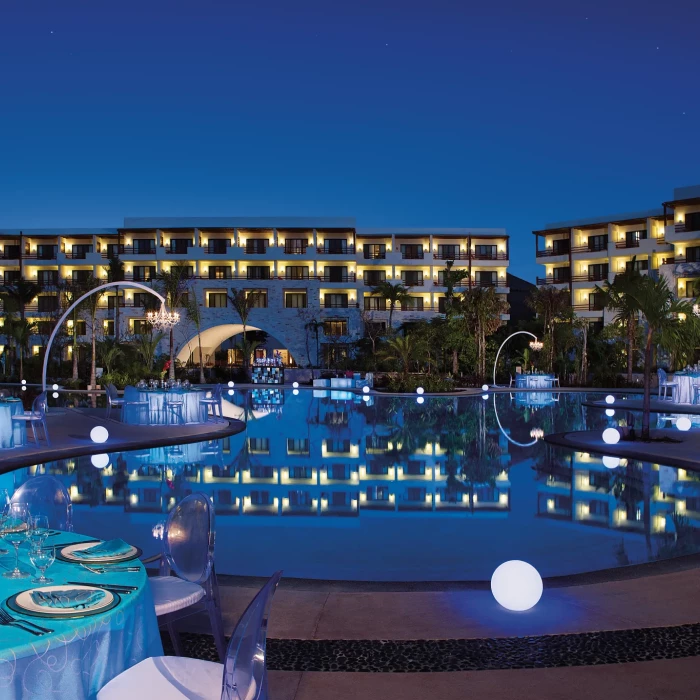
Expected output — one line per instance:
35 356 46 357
146 304 180 330
529 339 543 351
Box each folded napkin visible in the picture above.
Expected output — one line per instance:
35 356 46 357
31 588 106 610
71 539 132 559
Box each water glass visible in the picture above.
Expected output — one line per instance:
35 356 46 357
29 545 55 584
29 514 50 546
2 502 31 579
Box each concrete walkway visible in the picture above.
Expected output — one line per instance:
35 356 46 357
0 408 244 473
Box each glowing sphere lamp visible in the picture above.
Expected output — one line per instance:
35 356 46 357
677 416 691 432
416 387 425 395
482 384 489 392
602 428 620 445
362 395 370 402
482 394 489 400
605 395 615 405
292 382 299 389
90 426 109 444
21 380 26 385
362 385 370 394
491 560 543 611
52 384 59 391
228 381 234 388
52 392 59 399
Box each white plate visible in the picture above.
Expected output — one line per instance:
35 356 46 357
15 585 114 616
61 541 138 562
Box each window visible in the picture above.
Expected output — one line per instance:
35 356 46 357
71 320 87 336
587 263 608 281
208 239 229 254
207 293 227 308
364 321 386 336
437 244 459 259
287 438 310 455
3 271 20 284
169 238 192 254
37 321 54 335
328 464 350 480
247 290 267 308
324 319 348 336
107 295 120 310
401 244 423 259
474 244 497 259
37 244 57 260
438 270 468 286
625 229 647 247
552 267 570 282
475 271 497 287
588 234 608 251
438 296 448 313
285 266 309 280
246 239 267 254
284 239 307 254
685 212 700 232
552 238 570 255
134 239 156 254
406 460 425 475
217 490 232 506
401 270 423 286
685 246 700 263
133 266 156 281
133 293 150 308
133 320 150 334
289 467 312 480
37 270 58 287
285 292 307 308
71 244 92 259
364 297 386 310
589 472 609 489
400 296 424 311
179 266 194 278
406 487 426 502
366 486 390 501
324 293 348 308
625 259 649 272
104 320 115 336
363 243 386 259
209 266 232 280
588 500 609 516
324 266 348 282
323 239 347 254
248 437 270 454
250 490 272 505
2 245 20 259
288 490 312 506
363 270 386 286
71 270 91 284
246 266 270 280
105 243 122 258
589 292 605 311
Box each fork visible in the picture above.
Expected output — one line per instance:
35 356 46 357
81 565 140 574
0 609 52 635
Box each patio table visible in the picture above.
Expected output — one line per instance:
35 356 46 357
0 531 162 700
0 399 27 448
123 389 204 425
515 374 554 389
672 372 700 404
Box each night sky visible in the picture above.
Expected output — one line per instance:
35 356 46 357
1 0 698 282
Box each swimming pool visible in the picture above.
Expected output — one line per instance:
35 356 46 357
2 390 698 581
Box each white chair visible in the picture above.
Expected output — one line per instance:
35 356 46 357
693 385 700 405
148 493 227 661
12 475 73 531
551 375 561 388
165 395 185 425
12 392 50 445
97 571 282 700
200 384 224 422
657 368 678 402
105 383 125 421
122 386 150 424
508 374 515 388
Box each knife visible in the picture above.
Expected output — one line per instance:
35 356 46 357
67 581 138 592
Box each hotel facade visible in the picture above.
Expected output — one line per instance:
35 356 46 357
533 184 700 329
0 217 510 368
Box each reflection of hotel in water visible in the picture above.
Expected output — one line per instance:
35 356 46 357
536 450 700 533
16 392 513 518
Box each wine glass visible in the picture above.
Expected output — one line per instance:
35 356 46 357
28 515 50 547
2 502 31 579
29 544 55 584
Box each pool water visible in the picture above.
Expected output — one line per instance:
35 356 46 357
2 390 699 581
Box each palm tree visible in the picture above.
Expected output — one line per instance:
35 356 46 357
572 315 589 383
105 256 125 340
81 275 105 389
304 318 323 368
599 265 642 383
97 340 123 375
156 263 189 381
527 286 570 372
370 280 412 329
9 318 36 382
134 331 165 373
460 287 510 382
227 289 261 371
62 283 87 382
441 261 470 374
0 277 40 323
624 275 698 438
378 334 417 375
185 294 206 384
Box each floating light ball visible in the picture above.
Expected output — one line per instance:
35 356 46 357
605 395 615 405
362 385 370 394
293 389 299 396
491 560 543 612
416 396 424 405
91 453 110 469
228 381 234 388
602 428 620 445
52 392 59 399
482 384 489 392
602 455 620 469
677 416 692 432
90 426 109 444
605 408 615 417
21 380 26 385
52 384 59 391
292 382 299 389
416 387 424 395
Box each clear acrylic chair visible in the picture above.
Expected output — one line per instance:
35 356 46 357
200 384 224 422
123 385 150 424
106 383 125 420
11 475 73 531
657 368 678 402
149 492 227 661
11 392 50 445
96 571 282 700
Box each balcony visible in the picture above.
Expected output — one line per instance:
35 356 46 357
571 244 607 254
284 244 308 255
401 278 425 286
536 247 570 258
363 277 387 286
433 251 468 260
363 251 386 260
101 245 157 257
572 273 608 283
537 276 571 285
401 252 424 260
317 246 355 255
615 240 641 249
471 251 508 261
318 273 356 282
24 252 58 261
572 304 605 312
165 245 193 255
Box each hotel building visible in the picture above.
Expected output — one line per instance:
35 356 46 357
533 184 700 329
0 217 510 367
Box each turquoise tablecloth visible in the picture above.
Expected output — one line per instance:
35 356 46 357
0 532 162 699
123 389 204 425
515 374 554 389
0 400 27 449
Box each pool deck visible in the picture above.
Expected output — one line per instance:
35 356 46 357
0 408 244 473
584 397 700 415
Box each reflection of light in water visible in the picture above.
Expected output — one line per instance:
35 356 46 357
606 408 615 417
529 428 544 440
493 395 538 447
602 456 620 469
152 521 165 540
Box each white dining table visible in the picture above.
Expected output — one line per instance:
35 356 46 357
672 373 700 404
0 400 27 448
515 374 554 389
123 389 205 425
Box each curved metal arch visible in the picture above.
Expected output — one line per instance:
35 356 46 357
492 330 538 387
42 281 166 392
492 393 538 448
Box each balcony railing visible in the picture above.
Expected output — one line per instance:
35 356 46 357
284 245 308 255
317 246 355 255
323 301 357 308
318 274 356 282
401 279 424 286
537 276 571 285
363 251 386 260
570 244 607 254
401 252 424 260
615 240 641 249
165 246 192 255
536 248 570 258
363 278 387 286
24 253 58 261
471 251 508 261
572 304 605 312
100 245 157 257
434 278 469 287
433 251 468 260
